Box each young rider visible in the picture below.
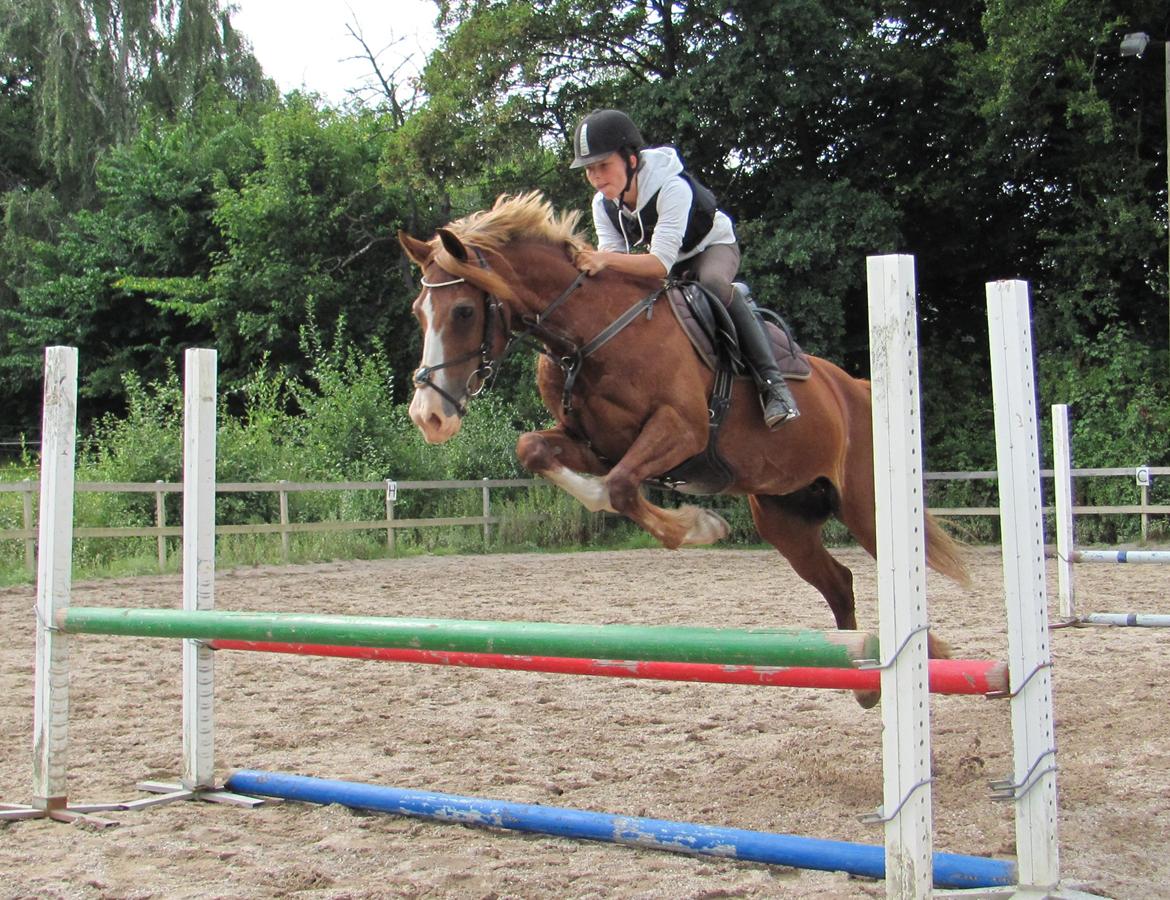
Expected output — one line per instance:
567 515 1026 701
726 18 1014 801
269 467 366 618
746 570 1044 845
570 108 799 428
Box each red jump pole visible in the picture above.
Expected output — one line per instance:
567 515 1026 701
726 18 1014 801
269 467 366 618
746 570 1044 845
209 640 1008 696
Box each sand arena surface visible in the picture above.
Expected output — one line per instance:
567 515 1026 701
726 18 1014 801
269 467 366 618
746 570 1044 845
1 546 1168 899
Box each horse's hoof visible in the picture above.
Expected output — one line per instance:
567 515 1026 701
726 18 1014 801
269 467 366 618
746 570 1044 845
705 510 731 540
681 508 730 545
854 689 880 709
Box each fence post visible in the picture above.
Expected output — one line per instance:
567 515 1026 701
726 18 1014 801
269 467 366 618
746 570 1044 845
278 480 290 563
22 478 35 577
155 480 167 572
866 255 934 898
1137 466 1151 542
385 480 397 553
482 478 491 546
988 280 1061 889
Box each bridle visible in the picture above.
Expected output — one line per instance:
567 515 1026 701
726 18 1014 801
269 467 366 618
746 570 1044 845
413 250 660 417
412 270 508 418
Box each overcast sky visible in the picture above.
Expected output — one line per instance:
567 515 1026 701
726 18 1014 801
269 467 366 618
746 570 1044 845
229 0 439 104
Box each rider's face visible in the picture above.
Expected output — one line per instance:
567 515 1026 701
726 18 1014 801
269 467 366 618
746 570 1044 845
584 152 635 202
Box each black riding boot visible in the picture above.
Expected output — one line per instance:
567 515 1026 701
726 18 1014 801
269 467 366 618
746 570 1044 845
727 289 799 429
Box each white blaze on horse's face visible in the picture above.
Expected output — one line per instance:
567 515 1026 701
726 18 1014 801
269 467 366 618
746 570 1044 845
408 276 484 444
409 289 463 443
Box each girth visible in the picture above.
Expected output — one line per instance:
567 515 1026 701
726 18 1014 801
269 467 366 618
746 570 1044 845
643 281 738 495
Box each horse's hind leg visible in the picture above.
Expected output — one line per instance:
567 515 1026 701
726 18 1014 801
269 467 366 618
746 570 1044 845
834 479 954 660
748 488 880 708
749 488 860 631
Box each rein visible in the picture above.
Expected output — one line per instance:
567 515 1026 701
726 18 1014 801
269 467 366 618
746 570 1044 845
415 251 661 417
555 286 659 412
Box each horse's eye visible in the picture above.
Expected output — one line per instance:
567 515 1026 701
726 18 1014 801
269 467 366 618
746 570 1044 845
454 305 476 322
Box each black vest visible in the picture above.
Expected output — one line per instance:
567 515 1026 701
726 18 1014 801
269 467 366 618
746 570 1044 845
602 170 719 256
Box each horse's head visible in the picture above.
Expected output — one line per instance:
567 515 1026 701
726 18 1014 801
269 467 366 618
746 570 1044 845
400 193 589 443
398 228 512 443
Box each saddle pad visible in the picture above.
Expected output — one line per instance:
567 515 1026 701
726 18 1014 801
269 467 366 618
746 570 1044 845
666 287 812 380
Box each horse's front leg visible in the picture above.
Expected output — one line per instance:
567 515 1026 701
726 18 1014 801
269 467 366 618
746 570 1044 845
516 426 614 512
516 416 729 549
600 408 729 549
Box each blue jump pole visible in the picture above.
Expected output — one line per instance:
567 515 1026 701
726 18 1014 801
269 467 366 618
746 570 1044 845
1081 612 1170 628
1071 549 1170 564
225 770 1015 890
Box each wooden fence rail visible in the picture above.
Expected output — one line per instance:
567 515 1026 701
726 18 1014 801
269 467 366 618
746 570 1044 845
0 478 534 575
2 469 1168 576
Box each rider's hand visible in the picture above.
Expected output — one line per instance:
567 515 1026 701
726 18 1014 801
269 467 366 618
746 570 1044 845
575 249 609 275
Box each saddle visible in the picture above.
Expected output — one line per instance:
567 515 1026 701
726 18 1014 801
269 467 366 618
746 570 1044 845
646 282 811 496
667 282 812 381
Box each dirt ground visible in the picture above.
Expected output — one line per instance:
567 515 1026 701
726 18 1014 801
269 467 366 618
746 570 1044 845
1 545 1168 899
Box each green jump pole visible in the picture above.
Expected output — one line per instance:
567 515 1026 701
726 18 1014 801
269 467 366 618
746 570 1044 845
56 608 879 669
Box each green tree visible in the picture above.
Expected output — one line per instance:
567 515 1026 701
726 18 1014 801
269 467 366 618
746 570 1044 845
0 99 266 424
0 27 43 194
0 96 433 431
971 0 1167 347
955 0 1170 470
0 0 272 203
0 0 277 430
205 98 421 389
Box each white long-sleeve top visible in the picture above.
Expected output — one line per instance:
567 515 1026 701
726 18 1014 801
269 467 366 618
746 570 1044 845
590 146 736 272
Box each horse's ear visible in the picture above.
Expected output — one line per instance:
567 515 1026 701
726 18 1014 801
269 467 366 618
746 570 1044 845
398 231 433 267
437 228 469 264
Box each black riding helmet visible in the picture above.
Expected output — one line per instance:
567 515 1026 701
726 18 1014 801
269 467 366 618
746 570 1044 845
570 109 645 169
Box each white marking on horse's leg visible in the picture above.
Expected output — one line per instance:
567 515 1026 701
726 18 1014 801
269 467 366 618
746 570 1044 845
541 465 616 513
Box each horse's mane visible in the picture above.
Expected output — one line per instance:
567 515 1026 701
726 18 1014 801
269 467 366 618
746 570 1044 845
445 191 588 255
425 192 590 303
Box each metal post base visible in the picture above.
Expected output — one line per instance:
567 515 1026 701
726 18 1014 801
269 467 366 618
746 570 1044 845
0 780 272 826
136 780 273 809
0 800 119 828
934 883 1107 899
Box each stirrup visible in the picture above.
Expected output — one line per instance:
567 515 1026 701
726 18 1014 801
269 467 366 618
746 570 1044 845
760 380 799 429
762 396 799 429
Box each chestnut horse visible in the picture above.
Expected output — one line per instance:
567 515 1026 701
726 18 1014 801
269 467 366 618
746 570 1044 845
399 193 966 702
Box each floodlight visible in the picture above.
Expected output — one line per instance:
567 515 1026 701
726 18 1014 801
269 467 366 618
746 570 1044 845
1120 32 1150 57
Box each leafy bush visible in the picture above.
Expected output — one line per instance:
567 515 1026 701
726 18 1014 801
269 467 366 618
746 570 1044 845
1039 326 1170 542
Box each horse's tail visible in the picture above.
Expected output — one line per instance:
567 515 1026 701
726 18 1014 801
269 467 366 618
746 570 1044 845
924 512 971 587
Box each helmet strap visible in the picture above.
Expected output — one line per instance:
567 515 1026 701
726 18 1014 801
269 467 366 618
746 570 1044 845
617 150 639 209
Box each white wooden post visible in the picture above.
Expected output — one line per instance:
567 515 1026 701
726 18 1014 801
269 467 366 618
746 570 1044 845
1137 467 1150 542
986 281 1060 890
32 347 78 809
482 478 491 545
1051 404 1077 620
866 256 933 899
182 349 217 790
